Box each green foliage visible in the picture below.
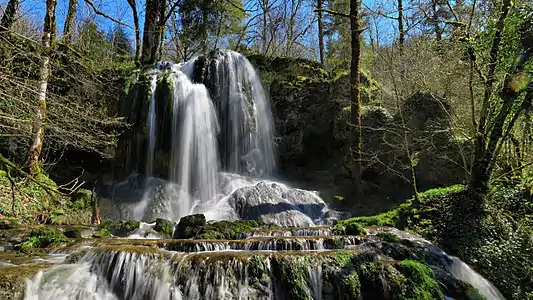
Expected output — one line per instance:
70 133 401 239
397 183 533 299
70 189 92 211
110 25 132 58
153 218 175 238
19 227 68 249
178 0 245 57
377 231 401 243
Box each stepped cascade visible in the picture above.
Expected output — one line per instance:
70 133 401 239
6 50 505 300
22 227 504 300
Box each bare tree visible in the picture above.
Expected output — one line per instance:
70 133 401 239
63 0 78 42
27 0 57 174
317 0 325 64
0 0 20 39
350 0 363 195
126 0 141 62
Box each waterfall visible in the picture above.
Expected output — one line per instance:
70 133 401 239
183 51 276 176
121 50 282 221
168 69 220 217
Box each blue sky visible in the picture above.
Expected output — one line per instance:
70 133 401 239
7 0 399 49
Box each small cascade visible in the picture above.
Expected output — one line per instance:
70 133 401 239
24 226 506 300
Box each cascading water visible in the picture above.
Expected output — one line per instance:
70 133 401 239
120 50 327 224
168 68 220 218
19 50 507 300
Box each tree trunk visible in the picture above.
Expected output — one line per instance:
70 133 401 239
63 0 77 42
27 0 57 175
317 0 325 65
127 0 141 63
350 0 362 195
157 0 168 58
469 0 512 196
432 1 442 41
0 0 20 38
141 0 162 65
398 0 404 48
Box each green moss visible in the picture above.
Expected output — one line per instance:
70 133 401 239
377 231 401 243
274 256 309 300
338 210 399 228
396 259 443 299
18 226 68 249
92 228 111 238
153 218 175 237
70 189 92 211
417 184 466 200
344 273 361 298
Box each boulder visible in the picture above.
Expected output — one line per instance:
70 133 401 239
223 181 330 227
172 214 206 239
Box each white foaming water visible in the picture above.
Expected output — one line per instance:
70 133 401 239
169 69 220 218
187 51 275 176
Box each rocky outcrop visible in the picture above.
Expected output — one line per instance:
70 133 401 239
172 214 206 239
246 55 470 212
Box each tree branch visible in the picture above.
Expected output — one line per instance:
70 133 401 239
314 8 350 19
163 0 184 24
84 0 132 29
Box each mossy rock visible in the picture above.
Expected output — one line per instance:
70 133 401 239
377 231 401 243
396 259 444 299
18 226 68 250
332 219 367 235
173 214 206 239
198 220 278 240
99 219 139 237
153 218 175 237
92 228 112 238
63 226 94 239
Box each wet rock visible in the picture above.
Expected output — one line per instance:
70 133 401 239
173 214 206 239
225 181 329 227
0 263 53 300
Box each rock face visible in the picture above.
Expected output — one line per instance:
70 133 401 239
172 214 206 239
246 54 470 212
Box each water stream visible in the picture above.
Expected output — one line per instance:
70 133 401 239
20 50 506 300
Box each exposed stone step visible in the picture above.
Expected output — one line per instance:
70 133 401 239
72 235 364 252
237 225 332 238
